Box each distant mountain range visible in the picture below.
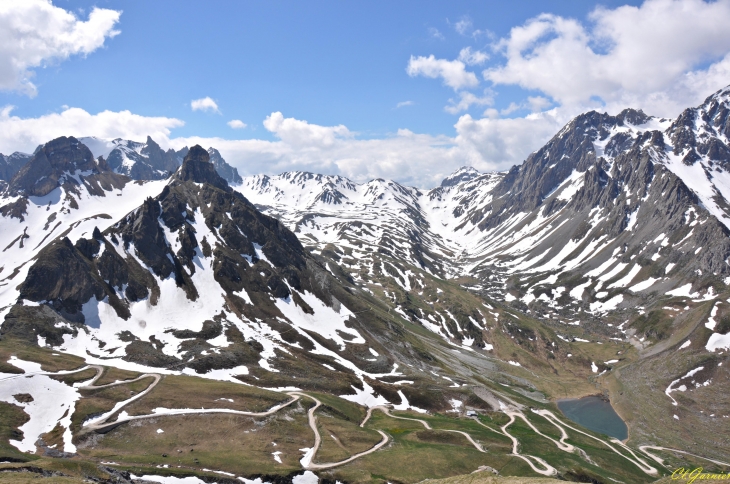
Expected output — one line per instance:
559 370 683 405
241 87 730 335
0 135 242 186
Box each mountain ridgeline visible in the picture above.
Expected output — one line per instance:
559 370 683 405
1 87 730 470
241 87 730 331
0 136 242 188
5 147 323 366
77 135 242 184
1 143 473 411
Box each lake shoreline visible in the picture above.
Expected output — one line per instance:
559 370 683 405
556 395 629 441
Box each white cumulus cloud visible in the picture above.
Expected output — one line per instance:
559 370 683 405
191 97 220 113
0 105 183 155
406 55 479 91
0 0 121 97
484 0 730 116
445 91 494 114
168 111 565 187
454 110 566 168
227 119 247 129
0 106 580 187
458 47 488 66
263 111 351 148
0 96 714 190
397 0 730 182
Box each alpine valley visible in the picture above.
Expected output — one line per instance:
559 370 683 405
1 87 730 484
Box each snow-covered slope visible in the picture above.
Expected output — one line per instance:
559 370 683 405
2 145 458 412
0 137 168 322
79 136 181 181
240 86 730 332
239 170 504 279
80 136 243 185
663 86 730 228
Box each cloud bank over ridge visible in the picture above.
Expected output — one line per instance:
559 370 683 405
2 0 730 188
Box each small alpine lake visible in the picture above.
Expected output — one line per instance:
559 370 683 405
557 395 628 440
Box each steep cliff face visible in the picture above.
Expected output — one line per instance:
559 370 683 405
7 137 111 197
0 151 31 182
475 109 650 229
461 88 730 314
207 147 242 185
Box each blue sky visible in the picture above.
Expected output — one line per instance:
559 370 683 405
1 0 730 186
3 0 640 139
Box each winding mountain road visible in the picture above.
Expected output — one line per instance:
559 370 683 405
290 391 390 470
5 361 718 479
79 366 300 432
639 445 730 468
360 405 487 453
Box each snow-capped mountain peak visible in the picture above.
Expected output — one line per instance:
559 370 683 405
440 166 482 187
239 85 730 323
78 136 242 185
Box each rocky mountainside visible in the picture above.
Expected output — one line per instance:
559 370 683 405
240 87 730 347
0 151 31 182
1 144 489 412
4 136 127 199
79 136 242 185
79 136 180 181
0 136 168 315
1 90 730 479
208 146 243 184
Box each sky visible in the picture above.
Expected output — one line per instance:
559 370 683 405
1 0 730 187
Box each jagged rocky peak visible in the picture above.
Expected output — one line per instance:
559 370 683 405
0 151 32 182
5 137 353 377
440 166 480 187
665 84 730 166
560 108 651 148
78 136 243 184
77 135 180 181
174 144 229 190
614 107 650 126
143 135 161 151
107 136 179 180
7 136 104 197
207 147 242 185
480 106 662 223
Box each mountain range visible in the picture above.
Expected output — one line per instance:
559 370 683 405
241 88 730 346
0 86 729 484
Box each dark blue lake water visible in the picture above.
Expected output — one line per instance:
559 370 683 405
557 395 628 440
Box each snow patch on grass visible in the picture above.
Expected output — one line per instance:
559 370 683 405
0 360 80 453
705 303 719 330
608 264 642 289
392 389 427 413
630 277 659 292
275 291 364 351
706 333 730 352
589 295 623 313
